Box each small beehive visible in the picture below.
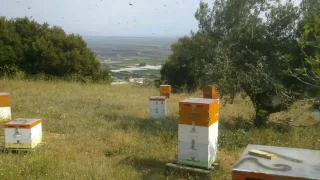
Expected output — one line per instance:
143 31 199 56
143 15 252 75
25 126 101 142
0 92 11 121
4 118 42 149
149 96 167 119
203 85 219 99
177 98 219 169
312 103 320 121
232 144 320 180
160 85 171 99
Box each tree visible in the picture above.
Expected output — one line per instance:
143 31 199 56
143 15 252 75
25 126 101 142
291 16 320 96
139 62 146 67
0 16 110 83
161 0 313 126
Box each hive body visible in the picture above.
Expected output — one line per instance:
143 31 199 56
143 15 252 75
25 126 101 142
0 92 11 121
4 118 42 149
177 98 219 169
149 96 167 119
160 85 171 98
203 86 219 99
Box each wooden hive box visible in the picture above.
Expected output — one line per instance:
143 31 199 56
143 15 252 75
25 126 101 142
232 144 320 180
203 85 220 99
177 98 219 169
160 85 172 98
0 92 11 121
4 118 42 149
149 96 167 119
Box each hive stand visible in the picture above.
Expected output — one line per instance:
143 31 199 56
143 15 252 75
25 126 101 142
165 156 220 178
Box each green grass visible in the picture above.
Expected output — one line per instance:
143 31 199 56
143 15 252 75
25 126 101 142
0 80 319 180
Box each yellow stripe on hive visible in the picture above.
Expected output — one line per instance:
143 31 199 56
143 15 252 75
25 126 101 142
4 119 42 129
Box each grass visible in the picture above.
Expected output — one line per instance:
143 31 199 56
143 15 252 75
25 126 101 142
0 80 319 180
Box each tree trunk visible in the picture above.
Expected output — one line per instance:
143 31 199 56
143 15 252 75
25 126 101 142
254 109 269 127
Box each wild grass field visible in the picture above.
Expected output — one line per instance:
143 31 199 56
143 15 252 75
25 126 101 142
0 80 319 180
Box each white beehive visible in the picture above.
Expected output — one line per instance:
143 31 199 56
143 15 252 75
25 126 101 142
4 118 42 149
0 92 11 121
149 96 167 119
312 103 320 121
177 98 219 169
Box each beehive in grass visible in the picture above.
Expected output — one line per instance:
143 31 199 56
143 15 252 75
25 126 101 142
203 85 219 99
0 92 11 121
149 96 167 119
177 98 219 169
4 118 42 149
160 85 171 99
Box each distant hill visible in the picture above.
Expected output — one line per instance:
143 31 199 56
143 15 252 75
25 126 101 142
83 36 177 59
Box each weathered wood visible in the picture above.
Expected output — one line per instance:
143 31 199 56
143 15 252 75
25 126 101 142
249 149 277 160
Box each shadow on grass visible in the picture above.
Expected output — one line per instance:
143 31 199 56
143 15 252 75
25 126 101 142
101 113 178 136
121 156 206 180
220 115 293 134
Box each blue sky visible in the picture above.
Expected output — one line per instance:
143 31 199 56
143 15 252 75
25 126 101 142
0 0 302 37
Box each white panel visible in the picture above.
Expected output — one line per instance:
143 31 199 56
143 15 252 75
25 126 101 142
5 128 32 144
312 111 320 121
178 124 209 144
178 121 218 145
0 107 11 120
31 123 42 142
177 141 217 165
149 101 166 110
149 109 167 119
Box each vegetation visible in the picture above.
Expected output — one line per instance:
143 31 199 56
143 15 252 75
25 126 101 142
0 16 111 83
0 80 319 179
160 0 320 126
293 16 320 91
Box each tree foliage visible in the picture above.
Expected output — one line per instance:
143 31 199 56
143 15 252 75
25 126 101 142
292 16 320 96
0 16 110 83
161 0 320 126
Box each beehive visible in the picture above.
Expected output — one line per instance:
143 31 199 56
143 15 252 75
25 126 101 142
312 103 320 121
0 92 11 121
149 96 167 119
4 118 42 149
160 85 171 98
232 144 320 180
203 85 219 99
177 98 219 169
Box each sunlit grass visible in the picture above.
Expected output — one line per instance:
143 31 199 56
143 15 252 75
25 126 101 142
0 79 319 180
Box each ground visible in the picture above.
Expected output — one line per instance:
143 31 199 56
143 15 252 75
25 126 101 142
0 80 319 180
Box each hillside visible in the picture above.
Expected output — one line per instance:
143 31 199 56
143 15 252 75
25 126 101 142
0 80 319 180
84 36 175 60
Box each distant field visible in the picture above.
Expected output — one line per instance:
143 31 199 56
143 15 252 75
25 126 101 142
0 80 319 179
84 36 176 60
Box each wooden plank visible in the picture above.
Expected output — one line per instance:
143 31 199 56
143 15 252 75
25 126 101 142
249 149 277 160
165 162 212 175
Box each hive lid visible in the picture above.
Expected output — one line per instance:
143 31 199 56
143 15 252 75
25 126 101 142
0 92 9 96
232 144 320 179
160 85 171 87
4 118 42 128
179 98 218 104
149 96 167 101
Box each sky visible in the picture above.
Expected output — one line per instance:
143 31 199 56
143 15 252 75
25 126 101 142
0 0 302 37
